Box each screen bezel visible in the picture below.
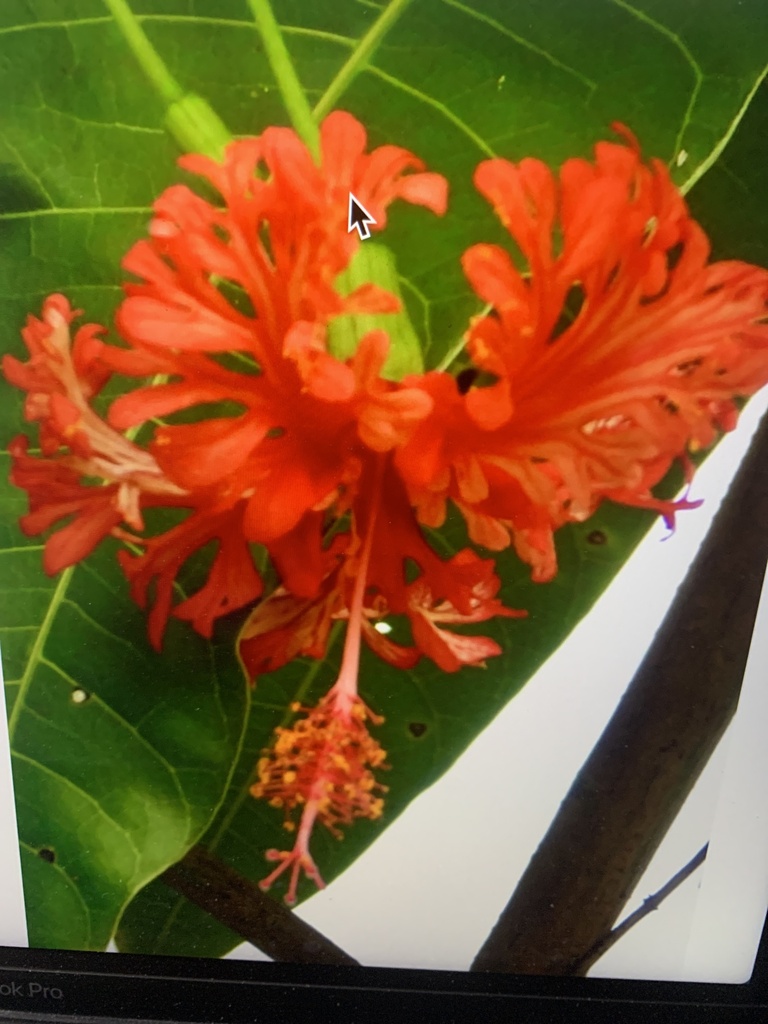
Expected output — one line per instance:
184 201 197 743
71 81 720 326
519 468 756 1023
2 916 768 1024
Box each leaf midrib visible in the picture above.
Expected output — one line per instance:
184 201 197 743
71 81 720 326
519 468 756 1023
14 748 143 863
0 207 151 222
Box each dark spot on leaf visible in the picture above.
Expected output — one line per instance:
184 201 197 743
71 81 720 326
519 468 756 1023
38 848 56 864
266 426 285 439
408 722 428 738
587 530 607 546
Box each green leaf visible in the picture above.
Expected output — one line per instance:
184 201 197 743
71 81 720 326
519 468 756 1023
1 0 765 957
685 77 768 267
0 478 249 950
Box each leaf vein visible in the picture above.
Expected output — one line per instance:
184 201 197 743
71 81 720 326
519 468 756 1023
60 598 139 653
607 0 702 161
37 101 165 136
37 655 193 830
19 839 92 944
1 139 55 208
78 560 124 599
0 16 113 37
441 0 596 91
366 66 495 157
8 567 73 742
13 751 143 865
0 207 152 223
679 63 768 194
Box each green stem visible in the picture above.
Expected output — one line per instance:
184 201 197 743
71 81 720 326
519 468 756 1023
103 0 232 158
247 0 320 159
102 0 183 103
314 0 415 120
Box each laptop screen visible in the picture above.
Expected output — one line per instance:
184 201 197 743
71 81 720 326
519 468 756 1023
1 0 767 995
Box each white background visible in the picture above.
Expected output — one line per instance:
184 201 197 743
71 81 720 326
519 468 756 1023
2 393 768 982
0 659 27 946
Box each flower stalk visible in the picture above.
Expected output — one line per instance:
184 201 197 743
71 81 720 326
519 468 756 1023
164 94 233 161
103 0 182 104
103 0 231 158
313 0 416 120
328 457 385 712
247 0 320 159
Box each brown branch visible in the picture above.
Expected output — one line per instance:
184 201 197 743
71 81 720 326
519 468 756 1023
161 845 360 966
569 843 708 974
472 411 768 975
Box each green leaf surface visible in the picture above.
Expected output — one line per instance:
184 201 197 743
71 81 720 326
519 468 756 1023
685 77 768 268
0 471 249 950
1 0 766 957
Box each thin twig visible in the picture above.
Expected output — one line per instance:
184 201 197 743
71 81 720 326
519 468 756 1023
161 845 359 966
569 844 708 974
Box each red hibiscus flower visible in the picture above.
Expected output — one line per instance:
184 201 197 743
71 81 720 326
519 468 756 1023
397 125 768 583
2 296 184 573
105 110 448 642
4 114 458 648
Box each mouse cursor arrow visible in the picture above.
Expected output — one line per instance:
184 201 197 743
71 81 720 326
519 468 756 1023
348 192 376 240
